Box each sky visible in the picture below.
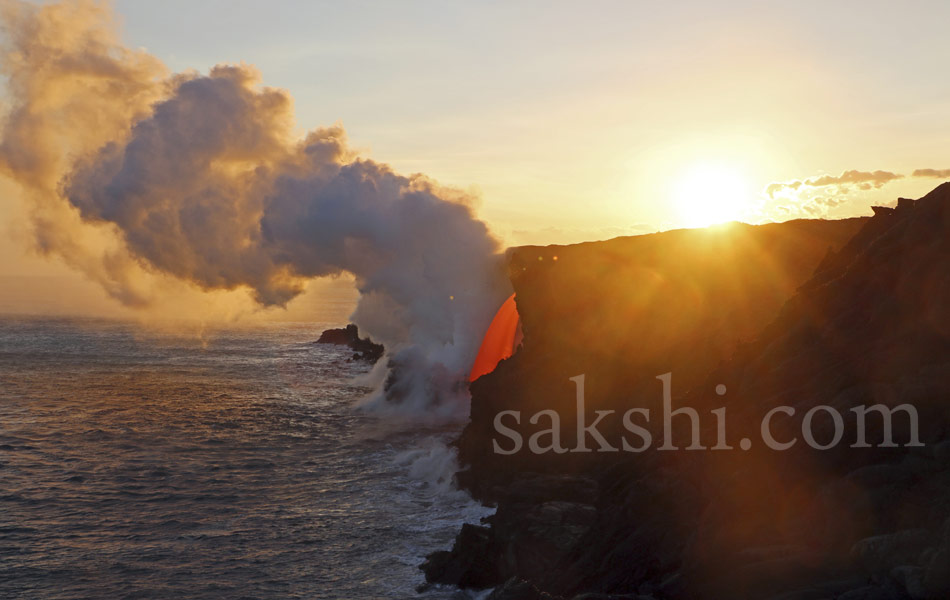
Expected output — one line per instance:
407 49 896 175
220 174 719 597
109 0 950 236
1 0 948 317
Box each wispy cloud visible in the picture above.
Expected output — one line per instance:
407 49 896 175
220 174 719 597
807 169 903 188
798 196 847 217
766 169 903 199
761 166 950 221
912 168 950 178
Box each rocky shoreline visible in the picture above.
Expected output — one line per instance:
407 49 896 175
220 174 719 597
424 184 950 599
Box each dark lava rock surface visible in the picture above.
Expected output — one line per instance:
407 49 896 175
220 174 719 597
426 183 950 600
315 323 384 362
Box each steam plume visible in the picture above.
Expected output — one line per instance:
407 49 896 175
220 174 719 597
0 0 510 418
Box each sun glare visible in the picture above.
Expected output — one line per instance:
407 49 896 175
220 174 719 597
672 163 752 228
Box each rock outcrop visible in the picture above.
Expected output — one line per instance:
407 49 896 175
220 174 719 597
425 183 950 600
314 324 384 362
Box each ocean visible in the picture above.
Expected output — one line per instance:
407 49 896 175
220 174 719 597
0 316 490 599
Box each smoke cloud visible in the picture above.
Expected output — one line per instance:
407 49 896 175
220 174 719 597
0 0 510 419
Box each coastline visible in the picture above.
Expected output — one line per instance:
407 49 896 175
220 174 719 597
427 185 950 600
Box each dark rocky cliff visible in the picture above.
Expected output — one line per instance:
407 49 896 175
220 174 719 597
425 184 950 600
459 217 867 498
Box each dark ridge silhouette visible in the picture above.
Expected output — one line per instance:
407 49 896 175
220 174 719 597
425 184 950 600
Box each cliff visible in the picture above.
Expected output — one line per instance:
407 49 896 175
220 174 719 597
425 184 950 600
459 217 867 496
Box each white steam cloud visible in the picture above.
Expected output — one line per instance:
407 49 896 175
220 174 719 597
0 0 510 419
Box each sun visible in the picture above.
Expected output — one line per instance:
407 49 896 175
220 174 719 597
672 163 752 228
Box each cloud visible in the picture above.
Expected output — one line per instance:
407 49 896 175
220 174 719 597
798 196 847 217
764 180 802 198
0 0 510 417
759 169 908 221
806 170 903 187
765 169 903 199
912 168 950 178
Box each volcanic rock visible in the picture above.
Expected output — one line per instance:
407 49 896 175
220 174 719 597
314 323 384 362
425 183 950 600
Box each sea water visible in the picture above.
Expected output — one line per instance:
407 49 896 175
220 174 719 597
0 317 491 599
